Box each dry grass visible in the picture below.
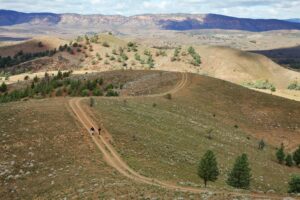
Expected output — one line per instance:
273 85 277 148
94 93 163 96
92 73 300 194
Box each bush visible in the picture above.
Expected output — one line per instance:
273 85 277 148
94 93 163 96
286 154 293 167
93 88 103 96
293 146 300 166
103 42 110 47
244 80 276 92
81 89 90 97
106 89 119 97
164 93 172 100
288 175 300 193
288 81 300 90
0 82 7 93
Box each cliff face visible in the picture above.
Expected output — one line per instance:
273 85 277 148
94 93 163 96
2 10 300 32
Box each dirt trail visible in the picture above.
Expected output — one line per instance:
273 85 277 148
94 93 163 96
69 73 289 199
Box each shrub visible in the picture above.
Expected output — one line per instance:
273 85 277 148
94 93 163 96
81 89 90 97
286 154 293 167
244 80 276 92
103 42 110 47
106 89 119 97
293 146 300 166
164 93 172 100
288 81 300 90
0 82 7 93
288 175 300 193
93 88 103 96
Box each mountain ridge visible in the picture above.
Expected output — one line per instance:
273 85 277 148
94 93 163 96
1 9 300 32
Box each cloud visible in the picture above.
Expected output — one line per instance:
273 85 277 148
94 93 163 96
0 0 299 19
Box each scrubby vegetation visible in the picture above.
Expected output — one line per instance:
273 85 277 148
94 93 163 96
188 46 201 66
288 81 300 90
244 80 276 92
0 71 120 103
289 175 300 193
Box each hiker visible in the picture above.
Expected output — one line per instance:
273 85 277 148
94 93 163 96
90 127 95 135
98 127 101 135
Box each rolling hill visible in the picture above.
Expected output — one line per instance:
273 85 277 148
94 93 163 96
1 70 299 198
2 10 300 32
1 34 299 94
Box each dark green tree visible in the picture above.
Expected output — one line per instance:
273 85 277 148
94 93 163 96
286 154 293 167
197 150 219 187
227 153 251 189
288 175 300 193
276 144 285 164
293 146 300 166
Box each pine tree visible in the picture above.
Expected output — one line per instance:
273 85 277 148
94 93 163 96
288 175 300 193
197 150 219 187
227 153 251 189
276 144 285 164
286 154 293 167
293 146 300 166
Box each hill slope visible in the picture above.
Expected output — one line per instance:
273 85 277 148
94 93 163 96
89 71 300 194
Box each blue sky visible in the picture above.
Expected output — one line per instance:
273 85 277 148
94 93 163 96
0 0 300 19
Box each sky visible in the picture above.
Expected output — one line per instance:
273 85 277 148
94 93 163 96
0 0 300 19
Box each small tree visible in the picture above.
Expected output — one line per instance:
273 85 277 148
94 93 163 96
227 153 251 189
288 175 300 193
293 146 300 166
258 139 265 150
276 144 285 164
0 82 7 93
286 154 293 167
198 150 219 187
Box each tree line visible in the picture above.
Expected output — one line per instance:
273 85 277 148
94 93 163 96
0 71 120 103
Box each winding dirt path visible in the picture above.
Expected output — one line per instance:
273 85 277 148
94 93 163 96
69 73 288 199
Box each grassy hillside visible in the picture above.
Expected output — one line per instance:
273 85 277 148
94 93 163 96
91 73 300 194
1 99 219 199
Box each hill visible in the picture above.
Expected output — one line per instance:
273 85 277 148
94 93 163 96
0 36 66 57
1 34 299 102
1 70 299 198
2 10 300 32
90 71 300 195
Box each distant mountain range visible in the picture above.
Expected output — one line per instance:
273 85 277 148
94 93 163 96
285 19 300 23
1 9 300 32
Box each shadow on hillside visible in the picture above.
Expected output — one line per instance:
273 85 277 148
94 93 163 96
251 46 300 71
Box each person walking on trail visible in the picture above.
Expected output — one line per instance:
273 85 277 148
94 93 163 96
90 127 95 135
98 127 102 135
